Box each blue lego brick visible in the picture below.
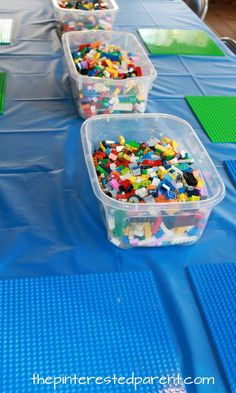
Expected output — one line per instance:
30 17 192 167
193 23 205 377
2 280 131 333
224 160 236 188
0 272 185 392
188 263 236 393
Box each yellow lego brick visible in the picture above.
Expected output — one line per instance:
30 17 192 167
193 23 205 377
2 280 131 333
105 59 113 68
123 153 131 161
158 167 167 179
178 194 188 202
129 176 136 184
140 174 149 181
119 136 125 145
188 196 200 201
174 227 187 235
112 69 119 78
106 67 115 74
162 137 170 144
100 142 106 152
94 52 101 61
124 226 129 236
171 140 178 150
155 143 167 152
144 222 152 239
124 144 134 152
137 94 145 101
114 88 121 96
196 178 204 187
163 149 175 157
143 147 151 155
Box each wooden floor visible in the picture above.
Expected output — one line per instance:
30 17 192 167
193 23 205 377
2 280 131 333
205 3 236 39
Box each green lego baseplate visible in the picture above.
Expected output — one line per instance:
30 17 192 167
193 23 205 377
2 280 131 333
138 29 225 56
186 96 236 143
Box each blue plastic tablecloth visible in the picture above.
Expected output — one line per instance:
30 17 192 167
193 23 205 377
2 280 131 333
0 0 235 392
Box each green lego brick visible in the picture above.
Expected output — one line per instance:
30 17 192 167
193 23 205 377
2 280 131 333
138 29 225 56
113 210 126 238
0 72 7 114
186 96 236 143
0 19 13 45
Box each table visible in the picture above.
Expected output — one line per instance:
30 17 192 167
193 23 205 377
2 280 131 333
0 0 235 392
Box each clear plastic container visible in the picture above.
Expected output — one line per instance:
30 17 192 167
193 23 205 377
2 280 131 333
62 31 157 119
51 0 119 33
81 113 225 248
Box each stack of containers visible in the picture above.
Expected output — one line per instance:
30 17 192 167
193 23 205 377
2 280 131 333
60 2 225 248
51 0 119 33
